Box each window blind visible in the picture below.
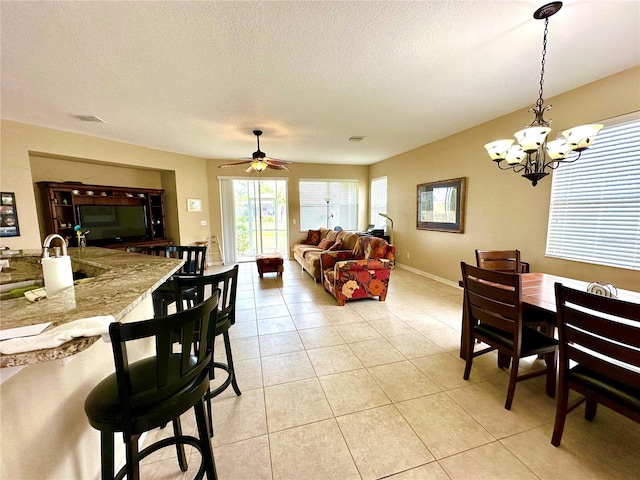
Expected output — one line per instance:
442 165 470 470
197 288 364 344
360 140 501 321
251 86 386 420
299 179 358 230
545 113 640 270
370 176 388 228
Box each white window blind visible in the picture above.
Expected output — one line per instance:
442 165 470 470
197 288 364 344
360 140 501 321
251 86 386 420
370 176 387 228
299 179 358 230
545 113 640 270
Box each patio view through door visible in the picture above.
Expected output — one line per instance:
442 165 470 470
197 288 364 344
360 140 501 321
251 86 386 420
221 178 288 263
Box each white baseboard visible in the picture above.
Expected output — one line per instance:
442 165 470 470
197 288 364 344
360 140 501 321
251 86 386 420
394 262 462 289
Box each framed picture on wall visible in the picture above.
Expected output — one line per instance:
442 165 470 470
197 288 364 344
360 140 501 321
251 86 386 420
0 192 20 237
417 177 466 233
187 198 202 212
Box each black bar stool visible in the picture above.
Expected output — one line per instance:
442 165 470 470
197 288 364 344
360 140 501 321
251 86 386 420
84 294 220 480
175 265 241 435
152 245 207 317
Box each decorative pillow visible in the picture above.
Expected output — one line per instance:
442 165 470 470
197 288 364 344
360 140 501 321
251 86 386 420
318 238 335 250
304 229 322 246
328 240 343 251
354 236 388 260
351 237 365 259
325 229 339 243
364 237 388 259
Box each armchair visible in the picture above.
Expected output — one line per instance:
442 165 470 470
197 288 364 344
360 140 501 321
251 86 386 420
320 236 395 306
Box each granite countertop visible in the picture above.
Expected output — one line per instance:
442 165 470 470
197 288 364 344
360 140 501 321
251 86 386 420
0 247 183 367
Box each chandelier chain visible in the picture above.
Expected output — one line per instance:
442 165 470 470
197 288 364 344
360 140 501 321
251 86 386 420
536 17 549 110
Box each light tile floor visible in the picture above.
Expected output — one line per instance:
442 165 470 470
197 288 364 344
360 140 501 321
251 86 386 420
141 261 640 479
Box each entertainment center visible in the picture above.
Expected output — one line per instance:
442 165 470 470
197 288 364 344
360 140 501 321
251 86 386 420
37 181 170 249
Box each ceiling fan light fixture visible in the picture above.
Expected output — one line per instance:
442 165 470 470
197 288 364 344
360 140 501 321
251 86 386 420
218 129 292 172
251 160 268 172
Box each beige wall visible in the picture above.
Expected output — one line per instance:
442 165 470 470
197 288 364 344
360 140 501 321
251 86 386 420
370 67 640 290
0 121 211 249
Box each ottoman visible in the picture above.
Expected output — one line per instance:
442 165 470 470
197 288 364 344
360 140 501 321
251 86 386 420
256 254 284 278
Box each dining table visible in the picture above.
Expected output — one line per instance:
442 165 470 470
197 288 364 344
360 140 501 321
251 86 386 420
459 272 640 360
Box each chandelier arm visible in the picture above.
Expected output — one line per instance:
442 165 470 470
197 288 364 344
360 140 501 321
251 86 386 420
496 161 527 173
496 161 518 171
542 151 583 170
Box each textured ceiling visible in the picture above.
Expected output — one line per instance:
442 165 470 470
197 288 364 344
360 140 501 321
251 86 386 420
1 1 639 166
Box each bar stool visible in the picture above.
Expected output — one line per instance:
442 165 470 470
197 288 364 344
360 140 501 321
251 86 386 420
175 265 241 435
84 294 220 480
152 245 207 317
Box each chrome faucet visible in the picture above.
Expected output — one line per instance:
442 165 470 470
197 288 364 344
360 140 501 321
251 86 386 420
42 233 68 259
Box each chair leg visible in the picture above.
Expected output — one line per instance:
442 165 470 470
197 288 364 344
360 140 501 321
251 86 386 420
124 433 141 480
585 398 598 421
172 418 188 472
194 398 218 480
545 351 557 398
206 385 214 438
497 353 511 369
100 431 115 480
551 382 569 447
463 348 473 381
223 331 242 396
505 357 519 410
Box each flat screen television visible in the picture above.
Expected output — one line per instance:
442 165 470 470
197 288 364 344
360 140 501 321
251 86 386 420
76 205 148 245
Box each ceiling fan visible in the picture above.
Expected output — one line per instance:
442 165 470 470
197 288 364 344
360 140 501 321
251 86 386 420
219 130 292 173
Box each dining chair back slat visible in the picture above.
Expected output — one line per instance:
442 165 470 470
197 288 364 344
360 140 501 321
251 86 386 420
475 249 529 273
551 283 640 446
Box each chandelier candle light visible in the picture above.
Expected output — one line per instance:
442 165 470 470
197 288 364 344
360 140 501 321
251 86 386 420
484 2 603 186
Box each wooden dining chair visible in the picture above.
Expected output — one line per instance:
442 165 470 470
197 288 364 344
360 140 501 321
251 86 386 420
460 262 558 410
551 283 640 447
475 249 530 273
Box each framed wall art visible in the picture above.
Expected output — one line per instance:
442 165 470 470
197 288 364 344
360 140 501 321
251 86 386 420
0 192 20 237
187 198 202 212
417 177 466 233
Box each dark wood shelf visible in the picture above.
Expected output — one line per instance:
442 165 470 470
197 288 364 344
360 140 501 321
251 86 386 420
38 181 169 248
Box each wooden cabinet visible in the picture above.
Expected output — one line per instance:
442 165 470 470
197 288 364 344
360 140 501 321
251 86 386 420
37 182 170 248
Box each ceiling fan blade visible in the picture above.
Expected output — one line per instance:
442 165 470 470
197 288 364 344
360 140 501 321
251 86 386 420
267 164 290 171
218 160 253 168
265 158 292 165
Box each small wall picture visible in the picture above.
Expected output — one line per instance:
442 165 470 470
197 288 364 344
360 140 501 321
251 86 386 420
0 192 20 237
187 198 202 212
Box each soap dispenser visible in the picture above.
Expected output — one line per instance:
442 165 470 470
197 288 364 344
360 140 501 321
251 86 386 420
42 234 74 296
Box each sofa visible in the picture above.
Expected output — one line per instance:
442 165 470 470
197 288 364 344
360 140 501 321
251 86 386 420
291 228 360 282
320 235 396 306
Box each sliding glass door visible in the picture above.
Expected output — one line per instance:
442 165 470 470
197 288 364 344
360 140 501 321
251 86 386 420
220 178 288 263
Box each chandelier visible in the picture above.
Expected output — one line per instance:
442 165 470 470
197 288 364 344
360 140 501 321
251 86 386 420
484 2 603 186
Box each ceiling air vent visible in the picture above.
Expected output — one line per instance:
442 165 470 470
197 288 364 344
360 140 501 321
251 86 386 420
348 136 366 142
73 115 105 123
